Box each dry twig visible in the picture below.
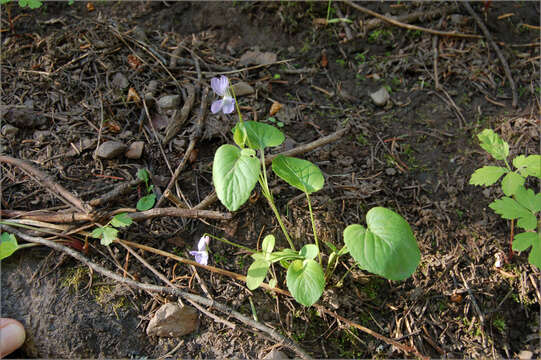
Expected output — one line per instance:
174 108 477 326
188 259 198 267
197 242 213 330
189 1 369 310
344 1 482 39
0 155 93 214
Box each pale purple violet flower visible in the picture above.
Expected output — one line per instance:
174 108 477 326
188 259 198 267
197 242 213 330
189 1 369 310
210 76 235 114
189 235 210 265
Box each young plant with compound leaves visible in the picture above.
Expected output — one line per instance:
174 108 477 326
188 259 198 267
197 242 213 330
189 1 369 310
91 213 133 246
209 75 421 306
469 129 541 268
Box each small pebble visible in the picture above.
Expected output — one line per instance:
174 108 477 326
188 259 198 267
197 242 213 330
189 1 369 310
1 124 19 139
112 72 129 90
518 350 533 360
385 168 397 176
157 95 181 110
125 141 144 159
370 87 390 106
96 141 127 159
231 82 254 97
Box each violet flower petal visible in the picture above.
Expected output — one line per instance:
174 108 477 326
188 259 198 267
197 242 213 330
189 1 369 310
211 99 223 114
211 76 228 96
198 235 210 251
221 97 235 114
189 250 208 265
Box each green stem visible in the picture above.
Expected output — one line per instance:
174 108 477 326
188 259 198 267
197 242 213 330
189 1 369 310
229 85 243 123
204 233 255 253
305 192 322 265
258 150 295 251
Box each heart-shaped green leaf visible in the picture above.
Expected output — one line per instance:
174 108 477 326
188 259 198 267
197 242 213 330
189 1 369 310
246 259 271 290
213 144 260 211
233 121 284 150
286 259 325 306
137 193 156 211
0 233 18 260
299 244 319 260
344 207 420 281
272 155 324 194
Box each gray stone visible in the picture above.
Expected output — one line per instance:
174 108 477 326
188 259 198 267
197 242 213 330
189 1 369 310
96 141 127 159
231 82 255 97
385 168 397 176
157 95 181 110
33 130 51 142
370 87 390 106
146 303 199 338
172 138 186 152
262 349 289 360
1 124 18 139
112 72 129 90
4 109 48 128
239 50 277 66
125 141 144 159
518 350 533 360
450 14 465 25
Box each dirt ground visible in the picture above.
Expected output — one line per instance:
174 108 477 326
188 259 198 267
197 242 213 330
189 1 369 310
1 1 540 358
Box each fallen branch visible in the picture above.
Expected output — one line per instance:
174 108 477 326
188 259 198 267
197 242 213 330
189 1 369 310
344 1 482 39
0 155 93 214
157 87 209 208
163 83 196 144
462 1 518 107
1 207 231 223
1 225 312 360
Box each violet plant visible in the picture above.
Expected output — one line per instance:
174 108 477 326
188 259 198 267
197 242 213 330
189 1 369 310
207 75 421 306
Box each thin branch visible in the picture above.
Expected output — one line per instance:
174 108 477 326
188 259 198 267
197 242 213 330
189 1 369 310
0 155 93 214
344 1 482 39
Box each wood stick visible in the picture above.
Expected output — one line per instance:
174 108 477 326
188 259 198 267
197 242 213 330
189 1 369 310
344 1 482 39
0 155 93 214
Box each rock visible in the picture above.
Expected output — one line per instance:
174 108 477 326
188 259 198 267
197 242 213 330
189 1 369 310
385 168 397 176
144 80 159 102
119 130 133 140
157 95 181 110
231 82 254 96
132 26 149 43
112 72 129 90
1 124 19 139
262 349 289 360
450 14 465 25
172 138 186 152
518 350 533 360
96 141 127 159
3 109 48 128
33 130 51 142
146 303 199 338
370 87 390 106
482 188 491 198
125 141 144 159
239 50 277 66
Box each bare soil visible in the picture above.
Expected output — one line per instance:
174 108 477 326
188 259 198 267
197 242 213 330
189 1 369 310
1 1 540 358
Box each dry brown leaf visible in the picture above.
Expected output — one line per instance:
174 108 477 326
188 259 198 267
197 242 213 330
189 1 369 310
86 2 95 11
127 54 142 70
127 87 141 104
321 52 328 68
269 101 283 116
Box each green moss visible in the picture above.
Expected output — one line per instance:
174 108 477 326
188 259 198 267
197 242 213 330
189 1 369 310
61 266 90 292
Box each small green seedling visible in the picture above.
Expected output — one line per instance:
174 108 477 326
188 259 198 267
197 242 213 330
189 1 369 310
0 0 43 8
470 129 541 269
268 117 284 128
91 213 133 246
0 232 19 260
136 168 156 211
